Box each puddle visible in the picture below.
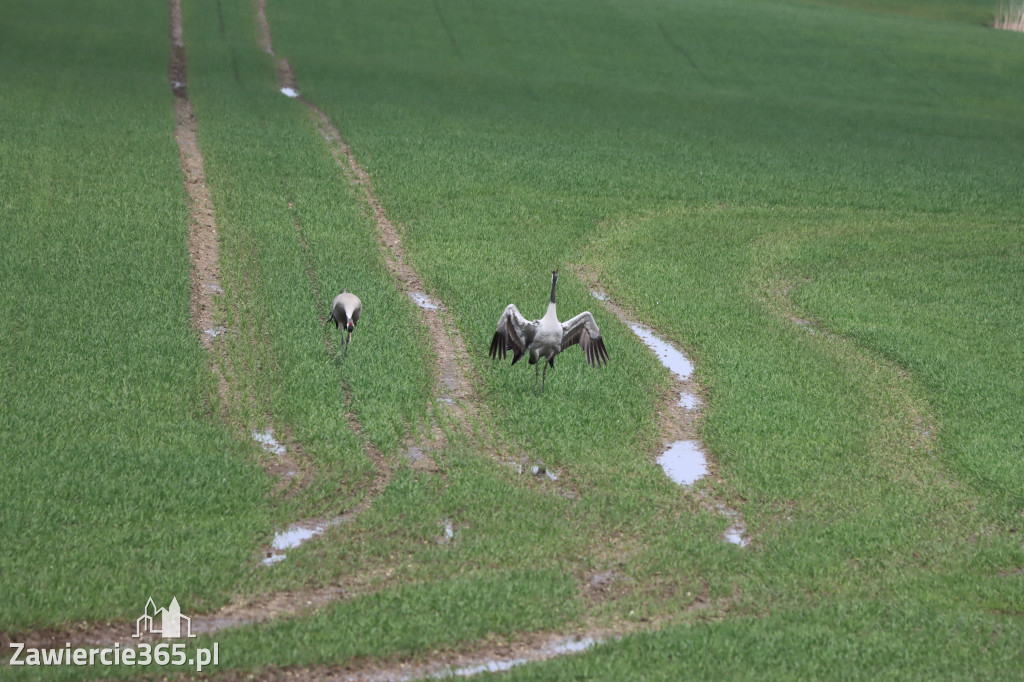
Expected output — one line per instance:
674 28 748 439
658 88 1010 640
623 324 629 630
252 428 286 455
716 504 749 547
262 517 346 566
678 391 701 410
204 282 223 294
531 465 558 481
657 440 708 486
515 462 559 481
409 291 440 310
204 326 227 338
587 279 750 548
629 324 693 380
437 518 455 544
280 87 299 98
723 526 747 547
403 446 428 465
436 636 600 678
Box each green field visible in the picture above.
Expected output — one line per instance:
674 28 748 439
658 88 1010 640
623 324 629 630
2 0 1022 678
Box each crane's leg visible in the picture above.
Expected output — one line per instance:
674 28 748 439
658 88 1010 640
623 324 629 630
534 364 540 395
541 362 549 394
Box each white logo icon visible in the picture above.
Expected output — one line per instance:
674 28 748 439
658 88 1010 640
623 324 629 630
133 597 196 639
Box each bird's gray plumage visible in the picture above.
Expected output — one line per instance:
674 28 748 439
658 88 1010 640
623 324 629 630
489 270 608 393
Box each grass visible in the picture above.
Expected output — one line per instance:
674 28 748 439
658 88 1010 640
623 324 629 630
182 0 435 522
260 0 1024 676
2 0 1023 678
0 0 271 628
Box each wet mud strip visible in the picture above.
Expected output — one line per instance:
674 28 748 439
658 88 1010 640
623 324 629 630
171 0 309 496
206 584 719 682
575 265 749 547
211 632 607 681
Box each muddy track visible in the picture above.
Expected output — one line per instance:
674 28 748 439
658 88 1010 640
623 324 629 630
256 1 481 447
0 0 352 653
574 263 750 546
171 0 308 494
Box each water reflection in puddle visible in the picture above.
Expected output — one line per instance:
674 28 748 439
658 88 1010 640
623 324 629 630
678 391 701 410
723 526 747 547
437 636 600 678
716 504 749 547
657 440 708 486
252 428 286 455
629 324 693 380
280 87 299 98
409 291 440 310
204 326 227 338
531 465 558 481
590 291 610 301
262 517 346 566
437 519 455 545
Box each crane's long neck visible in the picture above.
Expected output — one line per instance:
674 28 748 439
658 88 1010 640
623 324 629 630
542 273 558 322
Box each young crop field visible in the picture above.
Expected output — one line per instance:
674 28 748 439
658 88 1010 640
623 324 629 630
1 0 1022 679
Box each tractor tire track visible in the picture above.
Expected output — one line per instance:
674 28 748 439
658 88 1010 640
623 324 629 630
171 0 308 495
256 0 482 449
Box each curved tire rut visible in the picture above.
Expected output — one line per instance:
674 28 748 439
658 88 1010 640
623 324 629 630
575 264 750 548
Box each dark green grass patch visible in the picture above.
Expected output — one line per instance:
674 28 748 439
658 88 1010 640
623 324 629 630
0 0 271 629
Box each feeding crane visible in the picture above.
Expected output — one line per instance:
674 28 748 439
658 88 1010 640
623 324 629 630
329 291 361 358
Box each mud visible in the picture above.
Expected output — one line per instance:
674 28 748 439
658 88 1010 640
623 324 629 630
262 516 349 566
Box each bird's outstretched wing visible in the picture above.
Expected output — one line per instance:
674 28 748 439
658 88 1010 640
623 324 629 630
489 304 537 365
560 311 609 367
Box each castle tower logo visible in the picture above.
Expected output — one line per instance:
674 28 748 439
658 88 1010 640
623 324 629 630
133 597 196 639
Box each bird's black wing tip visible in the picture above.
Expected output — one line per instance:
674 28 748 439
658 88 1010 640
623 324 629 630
489 331 506 360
